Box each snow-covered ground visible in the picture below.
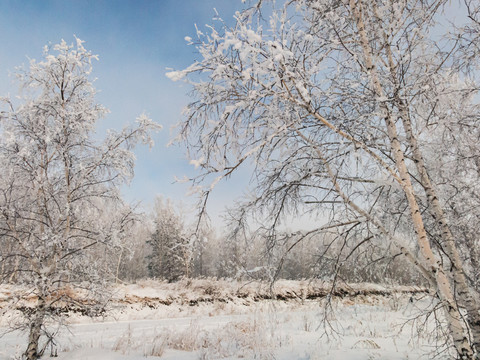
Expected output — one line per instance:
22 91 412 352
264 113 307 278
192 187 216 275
0 280 451 359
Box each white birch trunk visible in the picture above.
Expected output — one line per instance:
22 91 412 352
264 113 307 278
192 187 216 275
400 105 480 358
350 0 474 357
24 297 46 360
377 1 480 355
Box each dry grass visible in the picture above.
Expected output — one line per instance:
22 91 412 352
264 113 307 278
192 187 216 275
110 278 429 310
109 311 281 359
0 279 428 314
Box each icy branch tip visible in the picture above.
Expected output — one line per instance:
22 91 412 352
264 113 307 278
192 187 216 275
189 157 204 169
166 70 186 82
136 114 162 130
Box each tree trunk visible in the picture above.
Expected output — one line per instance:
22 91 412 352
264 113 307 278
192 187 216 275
400 106 480 358
24 298 46 360
116 248 123 284
379 2 480 353
8 256 19 283
349 0 474 357
372 0 480 347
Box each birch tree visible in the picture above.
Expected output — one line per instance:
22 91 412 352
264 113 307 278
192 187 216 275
168 1 480 358
0 38 160 359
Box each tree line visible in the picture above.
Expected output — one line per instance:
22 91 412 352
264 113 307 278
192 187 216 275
118 196 422 286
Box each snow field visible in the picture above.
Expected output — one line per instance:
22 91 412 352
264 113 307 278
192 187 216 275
0 283 451 359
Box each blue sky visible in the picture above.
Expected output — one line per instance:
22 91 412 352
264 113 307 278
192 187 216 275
0 0 248 222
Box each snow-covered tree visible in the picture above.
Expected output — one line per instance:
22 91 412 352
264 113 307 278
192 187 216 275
190 220 215 278
148 197 190 282
168 1 480 358
0 38 160 359
115 219 152 282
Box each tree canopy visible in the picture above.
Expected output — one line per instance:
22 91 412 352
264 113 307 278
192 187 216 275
0 38 160 359
169 1 480 358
